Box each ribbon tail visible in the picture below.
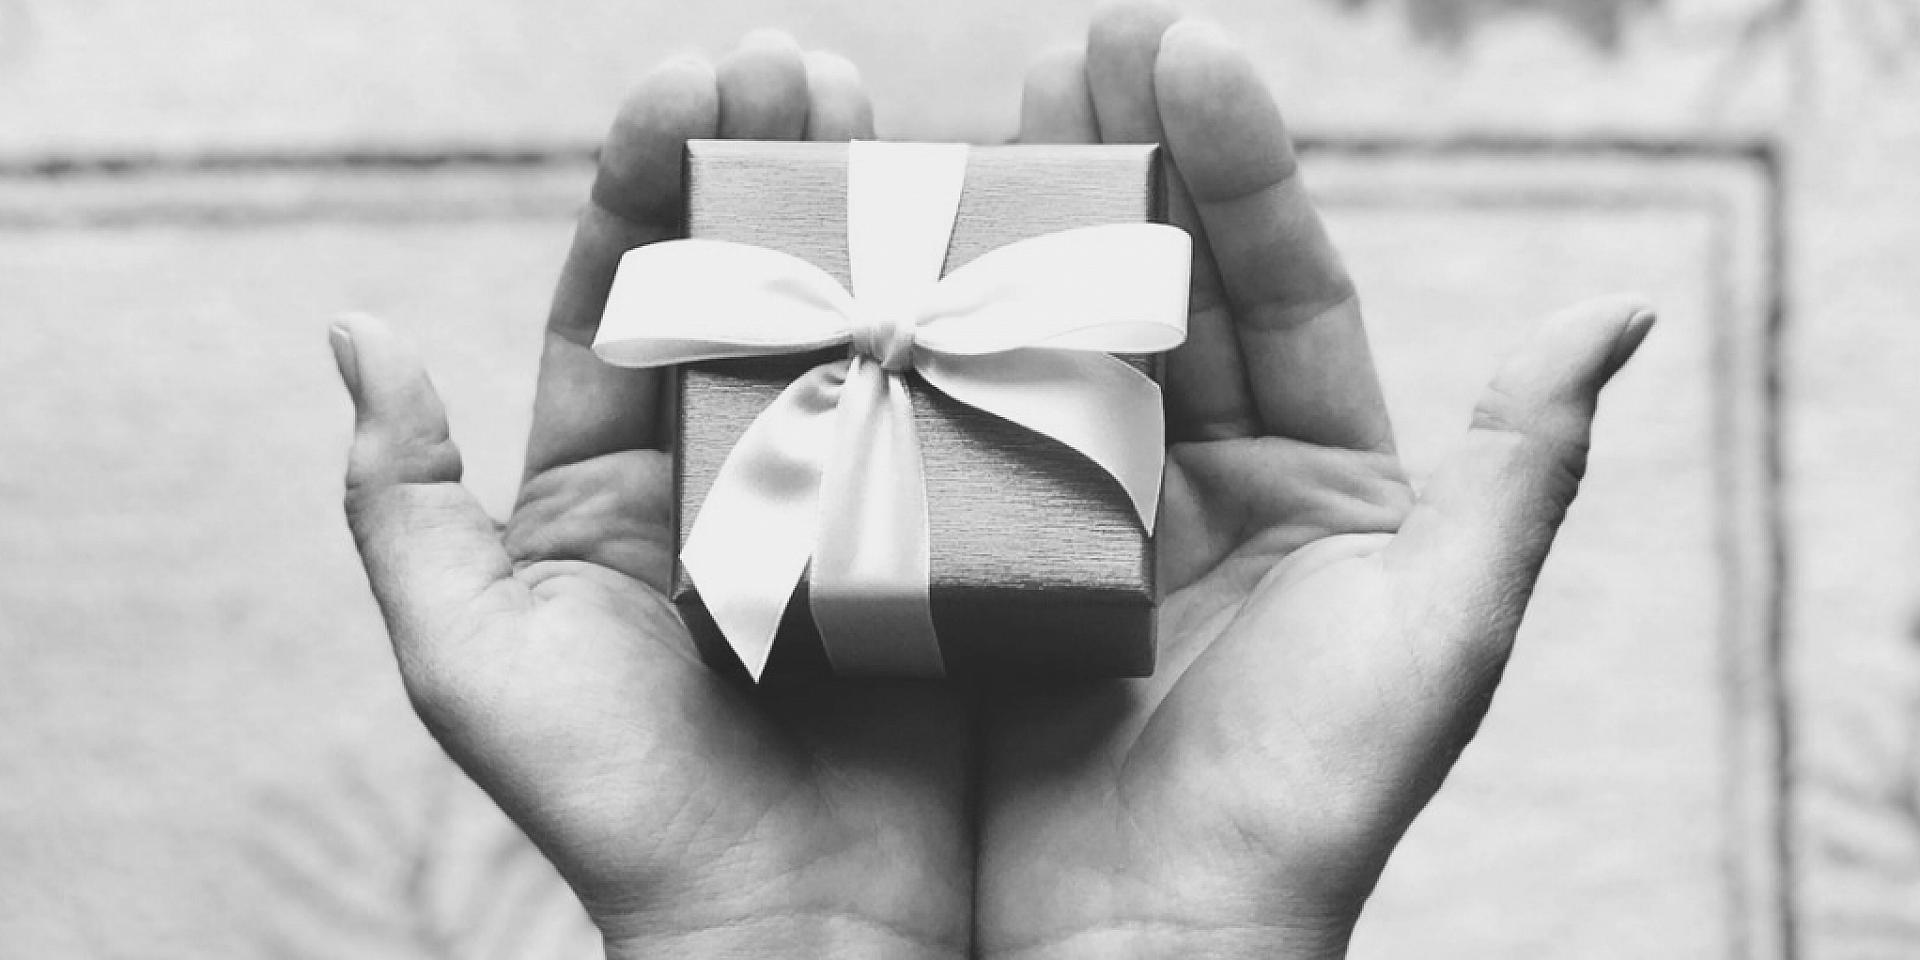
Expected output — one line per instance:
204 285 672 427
809 356 945 678
918 348 1167 532
681 362 847 681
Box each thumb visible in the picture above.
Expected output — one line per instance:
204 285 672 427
1386 294 1656 662
331 313 513 700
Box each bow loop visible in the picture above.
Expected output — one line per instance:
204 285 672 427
913 223 1190 357
595 238 857 368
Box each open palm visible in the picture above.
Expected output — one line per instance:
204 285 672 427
974 7 1653 959
333 34 971 960
332 10 1653 959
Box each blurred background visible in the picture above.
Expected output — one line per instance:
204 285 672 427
2 0 1916 956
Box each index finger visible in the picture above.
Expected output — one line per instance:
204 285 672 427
1155 21 1394 452
524 58 719 476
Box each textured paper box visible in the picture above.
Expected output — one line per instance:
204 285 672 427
671 140 1166 681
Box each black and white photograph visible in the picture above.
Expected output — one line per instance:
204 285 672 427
1 0 1911 956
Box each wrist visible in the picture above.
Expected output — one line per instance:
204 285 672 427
981 918 1353 960
602 912 969 960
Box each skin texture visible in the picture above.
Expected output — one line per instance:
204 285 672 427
977 9 1655 958
336 33 972 960
330 6 1654 958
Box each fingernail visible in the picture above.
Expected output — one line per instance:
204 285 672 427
1605 308 1658 374
739 28 800 52
1163 19 1231 48
658 52 710 73
328 320 361 402
802 49 859 83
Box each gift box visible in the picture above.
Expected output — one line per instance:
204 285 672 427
603 139 1187 682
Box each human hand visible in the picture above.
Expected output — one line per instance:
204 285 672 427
974 5 1656 958
331 33 971 960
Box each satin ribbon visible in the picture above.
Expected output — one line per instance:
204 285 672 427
593 141 1190 680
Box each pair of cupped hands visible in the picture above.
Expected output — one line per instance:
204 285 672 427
329 3 1655 957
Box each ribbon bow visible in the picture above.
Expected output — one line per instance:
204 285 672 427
594 141 1190 680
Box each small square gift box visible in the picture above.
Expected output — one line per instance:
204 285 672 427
593 140 1190 681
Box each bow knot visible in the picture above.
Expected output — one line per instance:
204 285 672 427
850 300 918 373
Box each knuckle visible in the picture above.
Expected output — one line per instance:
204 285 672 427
1465 381 1531 439
345 429 464 496
1468 386 1592 503
340 442 473 571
